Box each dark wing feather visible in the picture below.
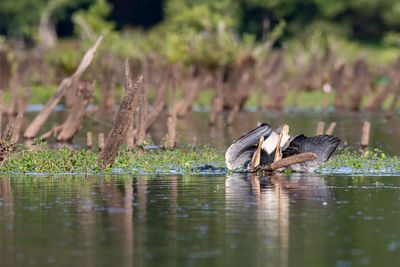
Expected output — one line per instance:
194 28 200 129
225 123 272 170
282 134 340 172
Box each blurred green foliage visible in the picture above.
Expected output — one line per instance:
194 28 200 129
1 0 399 67
0 0 48 39
0 0 94 41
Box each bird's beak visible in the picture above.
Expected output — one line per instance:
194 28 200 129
250 136 264 171
274 124 290 162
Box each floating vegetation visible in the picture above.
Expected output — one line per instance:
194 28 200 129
317 148 400 175
2 145 400 176
0 146 226 175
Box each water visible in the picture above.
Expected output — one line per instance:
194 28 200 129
1 174 400 267
21 109 400 154
3 109 400 266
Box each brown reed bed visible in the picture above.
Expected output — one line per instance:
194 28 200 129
0 35 393 170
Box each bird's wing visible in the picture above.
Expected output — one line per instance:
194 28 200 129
225 123 273 170
283 134 340 172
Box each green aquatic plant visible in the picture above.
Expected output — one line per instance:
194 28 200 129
0 145 225 175
2 145 399 176
317 148 400 175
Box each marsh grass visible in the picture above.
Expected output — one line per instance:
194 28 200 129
317 148 400 175
0 145 225 175
1 145 399 176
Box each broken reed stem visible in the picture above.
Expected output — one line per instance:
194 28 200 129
98 132 104 151
19 86 32 114
40 125 63 141
164 114 177 149
98 60 141 168
209 69 224 126
209 97 223 126
10 112 23 144
268 152 317 171
325 122 336 135
3 112 23 144
227 104 240 125
125 118 135 149
361 121 370 148
97 72 116 116
145 102 165 132
136 78 147 145
316 121 325 135
86 132 92 149
56 82 94 142
385 88 400 119
24 36 102 139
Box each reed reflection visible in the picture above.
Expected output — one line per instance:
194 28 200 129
0 177 14 267
225 173 331 267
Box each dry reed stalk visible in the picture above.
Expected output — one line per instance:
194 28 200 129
135 76 147 145
8 48 42 115
0 139 15 165
316 121 325 135
65 83 78 109
86 132 92 149
125 120 135 149
18 87 32 114
209 68 224 125
145 102 165 132
10 112 23 144
268 83 287 111
98 132 105 151
98 61 140 168
176 85 201 117
163 114 178 149
209 96 223 126
97 71 117 116
261 51 286 110
224 57 255 121
386 83 400 118
40 125 63 141
308 55 322 89
269 152 317 171
325 122 336 135
3 111 24 144
349 58 371 111
0 49 11 90
331 61 346 110
24 36 103 139
361 121 370 148
57 82 95 142
367 59 400 111
152 68 171 108
227 104 240 125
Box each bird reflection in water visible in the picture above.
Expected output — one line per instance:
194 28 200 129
225 172 331 267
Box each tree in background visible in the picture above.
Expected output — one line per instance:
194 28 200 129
243 0 400 42
0 0 94 43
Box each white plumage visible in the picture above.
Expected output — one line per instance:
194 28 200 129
261 131 290 154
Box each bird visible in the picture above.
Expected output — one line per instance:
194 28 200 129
225 123 340 172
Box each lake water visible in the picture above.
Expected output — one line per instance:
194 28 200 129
1 174 400 267
2 109 400 266
22 109 400 155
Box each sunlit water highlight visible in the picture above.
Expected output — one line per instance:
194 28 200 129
1 174 400 267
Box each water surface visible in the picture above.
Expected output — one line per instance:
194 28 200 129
20 109 400 154
1 174 400 267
